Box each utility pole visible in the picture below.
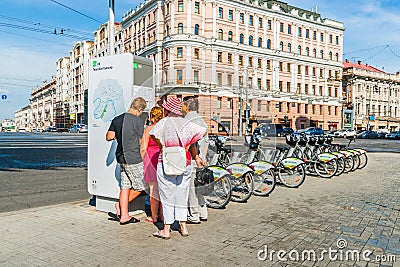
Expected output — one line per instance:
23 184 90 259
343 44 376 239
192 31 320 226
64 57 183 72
238 85 243 136
109 0 115 56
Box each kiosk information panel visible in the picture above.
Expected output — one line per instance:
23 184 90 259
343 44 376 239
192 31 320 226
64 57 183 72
87 53 154 204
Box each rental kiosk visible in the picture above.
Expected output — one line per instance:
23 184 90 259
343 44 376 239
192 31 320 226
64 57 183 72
87 53 154 212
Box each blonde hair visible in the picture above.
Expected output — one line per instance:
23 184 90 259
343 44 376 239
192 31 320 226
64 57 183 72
150 106 163 123
130 97 147 110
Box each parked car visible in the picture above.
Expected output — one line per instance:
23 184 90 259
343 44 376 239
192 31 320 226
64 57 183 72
68 124 88 133
254 123 285 137
357 130 379 139
295 127 324 136
333 129 356 138
386 131 400 140
280 127 294 137
45 126 58 132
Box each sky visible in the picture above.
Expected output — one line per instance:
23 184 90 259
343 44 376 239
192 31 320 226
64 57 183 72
1 0 400 121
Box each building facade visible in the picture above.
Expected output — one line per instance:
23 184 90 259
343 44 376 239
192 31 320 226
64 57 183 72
55 56 72 131
30 77 57 131
122 0 345 133
14 105 32 131
343 59 400 132
90 22 124 58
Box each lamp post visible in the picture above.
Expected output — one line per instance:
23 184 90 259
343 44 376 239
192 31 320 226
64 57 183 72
109 0 115 56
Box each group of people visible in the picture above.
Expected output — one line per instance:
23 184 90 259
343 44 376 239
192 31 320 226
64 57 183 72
106 95 209 239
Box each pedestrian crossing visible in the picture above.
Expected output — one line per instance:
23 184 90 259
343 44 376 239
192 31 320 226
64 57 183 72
0 133 88 149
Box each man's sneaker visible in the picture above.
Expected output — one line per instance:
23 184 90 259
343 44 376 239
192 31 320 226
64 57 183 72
186 220 201 224
200 218 207 222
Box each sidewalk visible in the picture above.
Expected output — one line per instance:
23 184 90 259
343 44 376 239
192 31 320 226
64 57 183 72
1 153 399 266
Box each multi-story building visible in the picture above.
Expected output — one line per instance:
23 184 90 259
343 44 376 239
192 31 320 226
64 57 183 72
30 77 57 131
14 105 32 131
122 0 345 133
69 41 93 124
55 56 72 131
90 22 124 58
343 59 400 131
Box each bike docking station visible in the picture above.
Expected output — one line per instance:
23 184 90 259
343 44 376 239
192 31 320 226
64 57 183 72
87 53 154 213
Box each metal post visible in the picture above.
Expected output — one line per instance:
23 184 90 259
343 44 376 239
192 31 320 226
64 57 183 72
245 81 249 134
239 86 242 136
109 0 115 56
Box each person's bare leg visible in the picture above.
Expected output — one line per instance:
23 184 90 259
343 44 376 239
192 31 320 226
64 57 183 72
114 202 120 216
154 224 170 238
179 221 188 235
150 196 159 222
128 190 142 202
119 189 131 223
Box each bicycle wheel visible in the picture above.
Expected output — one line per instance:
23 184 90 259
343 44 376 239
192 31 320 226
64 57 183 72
230 172 254 202
252 169 276 196
277 164 306 188
343 156 354 173
351 155 360 171
314 159 338 178
205 174 232 209
335 157 345 176
358 153 368 169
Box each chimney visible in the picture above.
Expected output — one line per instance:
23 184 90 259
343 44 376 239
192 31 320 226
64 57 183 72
345 59 349 63
357 60 362 65
366 63 368 67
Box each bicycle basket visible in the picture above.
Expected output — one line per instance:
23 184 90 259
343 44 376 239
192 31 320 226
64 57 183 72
317 136 325 145
308 136 317 146
325 136 333 144
298 135 308 146
285 134 298 147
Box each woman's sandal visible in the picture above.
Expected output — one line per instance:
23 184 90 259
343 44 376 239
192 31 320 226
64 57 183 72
153 230 170 240
179 228 189 237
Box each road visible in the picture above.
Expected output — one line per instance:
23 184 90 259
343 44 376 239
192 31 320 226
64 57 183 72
0 132 90 213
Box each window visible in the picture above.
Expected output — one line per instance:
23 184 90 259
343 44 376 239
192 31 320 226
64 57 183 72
305 66 309 75
279 41 283 51
227 75 232 86
166 3 170 15
267 60 271 70
258 18 263 28
249 57 253 67
320 50 324 59
218 29 223 40
329 34 333 44
296 83 301 93
335 53 339 61
313 31 316 40
329 52 333 60
280 23 284 32
240 34 244 44
298 27 302 37
312 67 316 76
319 69 323 78
194 48 200 59
164 48 169 60
286 82 291 92
312 105 315 114
328 106 331 115
218 52 222 62
319 105 323 115
267 39 271 49
177 47 183 58
257 79 262 90
268 20 272 30
194 70 199 82
239 76 243 87
319 86 323 95
178 0 184 12
178 23 183 34
305 47 309 56
229 10 233 21
336 36 339 45
298 45 301 55
258 100 261 111
217 73 222 85
194 2 200 13
279 62 283 71
228 31 233 41
297 104 301 113
311 85 315 95
194 24 199 35
287 43 291 52
249 15 253 26
279 81 283 91
266 79 271 90
227 53 232 64
277 102 282 112
177 69 183 84
218 7 223 18
297 65 301 74
217 97 221 108
227 98 232 108
239 55 243 65
249 35 253 46
313 48 316 57
306 29 309 38
305 84 309 94
320 33 324 42
240 13 244 24
288 24 291 34
258 58 262 68
287 63 291 72
258 37 262 47
166 25 170 35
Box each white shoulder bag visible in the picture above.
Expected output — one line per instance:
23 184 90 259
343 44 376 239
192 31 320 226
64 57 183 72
162 120 186 176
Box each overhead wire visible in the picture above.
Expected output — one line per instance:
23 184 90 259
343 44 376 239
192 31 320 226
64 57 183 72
49 0 104 24
0 29 71 46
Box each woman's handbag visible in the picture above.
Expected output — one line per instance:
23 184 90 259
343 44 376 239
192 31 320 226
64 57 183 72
162 146 186 176
194 167 215 195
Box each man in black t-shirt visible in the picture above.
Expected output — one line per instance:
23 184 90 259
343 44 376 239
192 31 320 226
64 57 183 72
106 97 147 225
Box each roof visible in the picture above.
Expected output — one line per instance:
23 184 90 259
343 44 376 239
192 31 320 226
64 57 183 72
343 60 384 73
